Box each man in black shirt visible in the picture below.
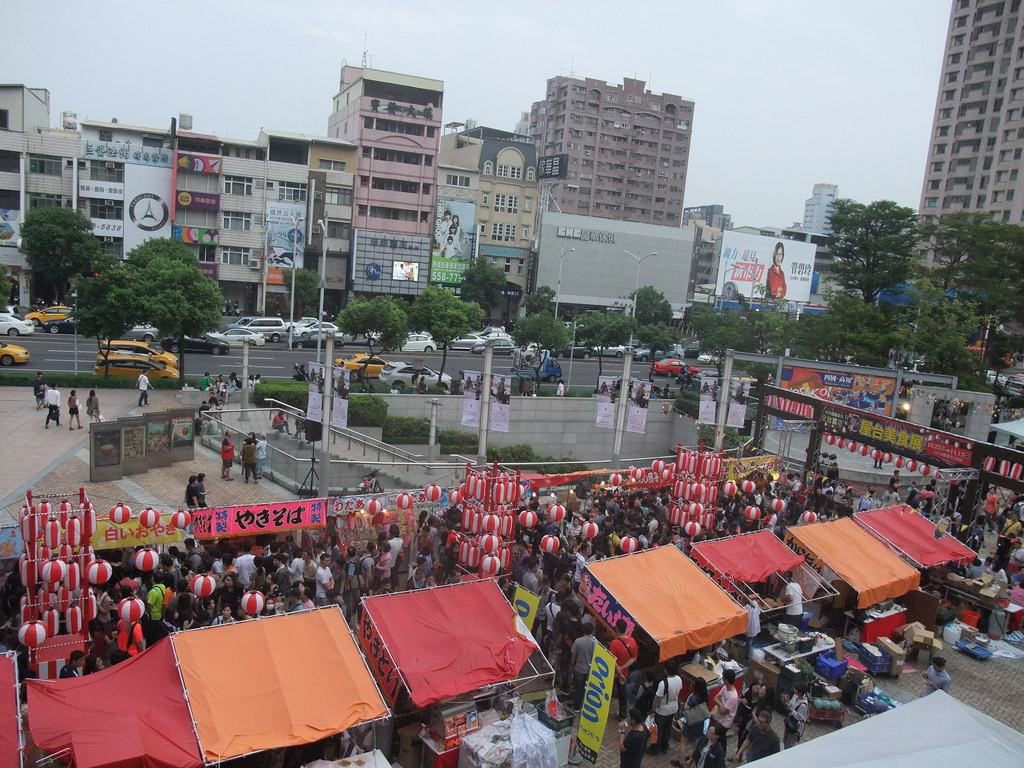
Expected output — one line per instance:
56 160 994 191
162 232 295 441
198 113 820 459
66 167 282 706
59 650 86 678
735 711 780 763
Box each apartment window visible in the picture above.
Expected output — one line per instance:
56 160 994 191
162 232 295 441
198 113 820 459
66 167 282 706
937 126 950 136
223 175 252 196
445 174 471 187
371 177 419 193
993 191 1003 202
940 108 953 119
318 158 347 171
952 34 965 46
97 129 113 142
954 15 967 27
948 53 962 65
527 167 535 180
90 164 124 182
507 195 519 213
278 181 307 202
326 221 351 239
946 71 959 83
222 211 252 231
524 198 532 212
369 206 417 222
1008 190 1016 201
481 192 489 205
198 245 217 263
89 200 123 219
0 150 17 173
483 161 493 175
221 247 250 266
496 164 523 179
324 186 352 205
99 239 123 257
0 110 9 130
28 193 65 208
943 89 956 101
493 193 507 210
29 155 62 176
925 198 938 207
491 222 516 242
934 143 947 154
929 180 941 189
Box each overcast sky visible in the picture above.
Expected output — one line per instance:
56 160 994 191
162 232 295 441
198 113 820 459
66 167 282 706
9 0 950 228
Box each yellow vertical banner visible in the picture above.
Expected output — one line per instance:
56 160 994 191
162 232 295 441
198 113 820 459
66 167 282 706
575 640 616 764
512 585 540 631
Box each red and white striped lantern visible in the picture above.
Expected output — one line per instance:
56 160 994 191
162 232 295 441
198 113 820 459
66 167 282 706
41 609 59 638
770 498 786 514
481 514 501 535
40 559 66 586
18 555 32 588
479 534 501 554
690 483 710 503
170 510 192 530
800 511 818 525
109 504 131 524
745 505 761 521
700 511 715 530
448 489 463 507
365 498 383 516
64 562 80 592
669 506 685 526
680 452 698 474
55 586 71 612
81 507 97 539
18 621 47 648
480 555 500 576
241 590 265 616
824 433 835 445
660 468 673 483
722 481 738 497
907 460 918 472
192 574 217 598
395 493 414 510
424 485 442 503
740 480 756 495
701 455 722 477
37 501 52 525
651 459 666 474
499 513 514 538
457 541 475 567
66 517 83 548
118 597 145 625
547 504 567 523
883 452 893 464
894 456 904 468
921 465 932 476
66 606 83 635
859 444 870 457
609 473 623 486
837 438 845 449
684 521 701 538
518 510 538 528
765 514 778 528
687 502 703 520
541 535 560 554
581 521 599 539
462 508 481 535
629 467 644 483
620 536 638 554
138 508 160 528
19 510 38 545
57 543 74 560
58 500 72 528
84 589 97 623
848 441 858 454
133 548 159 572
870 449 881 461
87 559 113 586
43 520 61 550
673 480 687 499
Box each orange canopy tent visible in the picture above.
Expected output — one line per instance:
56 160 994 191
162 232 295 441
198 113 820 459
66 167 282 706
785 518 921 609
171 607 388 763
581 546 748 661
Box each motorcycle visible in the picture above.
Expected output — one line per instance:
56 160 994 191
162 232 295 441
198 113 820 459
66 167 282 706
293 363 309 382
359 469 384 494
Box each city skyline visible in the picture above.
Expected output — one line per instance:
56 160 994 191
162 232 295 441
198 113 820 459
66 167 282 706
8 0 950 229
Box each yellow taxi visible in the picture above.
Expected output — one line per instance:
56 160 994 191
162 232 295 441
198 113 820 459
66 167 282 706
94 352 180 380
99 340 178 368
25 305 73 326
337 352 389 378
0 340 30 366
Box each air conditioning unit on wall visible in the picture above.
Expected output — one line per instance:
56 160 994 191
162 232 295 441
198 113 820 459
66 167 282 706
249 258 261 269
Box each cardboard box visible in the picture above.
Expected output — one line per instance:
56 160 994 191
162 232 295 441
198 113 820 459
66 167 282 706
822 684 842 701
978 586 1001 604
875 637 907 664
960 625 978 642
747 658 781 690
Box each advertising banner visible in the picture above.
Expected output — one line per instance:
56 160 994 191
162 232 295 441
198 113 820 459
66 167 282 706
82 139 172 167
123 163 173 252
176 152 222 174
266 201 306 269
579 565 637 636
576 641 616 765
331 366 350 430
172 225 219 245
305 363 326 423
175 190 220 211
0 527 22 559
430 199 475 285
360 610 404 703
192 498 328 539
0 209 20 246
596 376 616 429
91 219 124 237
94 517 183 551
490 374 511 433
699 376 717 423
392 261 419 281
626 379 652 434
728 378 751 428
462 370 482 427
780 365 896 416
78 181 124 200
512 586 541 632
716 231 816 303
351 230 430 295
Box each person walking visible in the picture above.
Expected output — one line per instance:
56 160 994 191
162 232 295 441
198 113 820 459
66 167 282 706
255 434 267 479
922 656 951 696
650 661 682 756
85 389 101 422
241 436 258 483
618 707 649 768
734 712 780 763
66 389 83 430
136 371 151 406
221 431 235 480
782 682 808 749
33 372 46 411
194 473 209 508
44 384 61 428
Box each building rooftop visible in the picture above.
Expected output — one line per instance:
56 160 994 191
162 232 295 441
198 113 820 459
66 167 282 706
259 128 356 147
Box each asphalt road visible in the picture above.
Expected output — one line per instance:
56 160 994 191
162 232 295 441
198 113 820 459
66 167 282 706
8 334 692 390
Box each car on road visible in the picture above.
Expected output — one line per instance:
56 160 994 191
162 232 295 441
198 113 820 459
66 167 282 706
697 352 717 365
296 322 343 339
379 362 452 391
94 352 180 380
650 357 702 376
233 317 289 342
556 344 595 359
399 332 437 353
99 340 178 367
207 328 267 347
337 352 389 378
633 344 690 362
292 329 346 349
0 312 34 336
594 345 629 358
25 305 72 326
124 325 160 342
0 340 30 366
447 333 485 351
289 317 321 332
41 317 77 334
160 335 231 355
474 328 513 342
470 338 515 355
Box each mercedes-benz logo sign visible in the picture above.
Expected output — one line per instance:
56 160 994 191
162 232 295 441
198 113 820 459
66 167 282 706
129 193 169 232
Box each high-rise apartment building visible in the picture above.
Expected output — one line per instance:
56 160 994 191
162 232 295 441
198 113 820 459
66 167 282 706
802 183 838 235
919 0 1024 230
528 76 694 227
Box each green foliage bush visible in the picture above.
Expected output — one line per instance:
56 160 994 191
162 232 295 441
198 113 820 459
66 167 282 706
438 429 477 455
382 416 430 444
485 444 577 474
676 390 700 418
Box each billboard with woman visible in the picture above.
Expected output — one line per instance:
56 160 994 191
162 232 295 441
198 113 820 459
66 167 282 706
716 231 816 303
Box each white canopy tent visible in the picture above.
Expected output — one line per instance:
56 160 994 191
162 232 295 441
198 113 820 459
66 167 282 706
991 418 1024 448
752 691 1024 768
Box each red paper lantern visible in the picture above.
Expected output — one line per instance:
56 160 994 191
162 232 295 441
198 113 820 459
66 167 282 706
43 520 61 549
462 508 481 534
87 560 113 585
660 468 673 483
365 498 383 516
396 493 414 510
37 502 52 524
848 441 858 453
921 464 932 476
740 480 756 495
19 510 38 544
58 500 72 528
18 621 47 648
701 511 715 530
684 521 701 538
651 459 666 474
192 574 217 598
66 517 83 548
18 555 31 587
701 455 722 477
499 513 514 538
65 562 80 592
241 590 265 616
41 609 59 637
870 449 881 461
690 483 709 503
894 456 904 468
481 514 501 535
449 489 463 507
139 508 160 528
118 597 145 624
907 460 918 472
84 590 97 622
54 586 71 612
541 535 560 554
171 510 192 529
66 606 83 635
57 544 74 560
859 444 870 457
133 548 159 572
722 481 738 497
745 505 761 521
580 521 599 539
824 433 835 445
424 485 442 502
620 536 638 554
81 507 97 538
109 504 131 524
836 438 845 448
480 555 500 576
669 506 685 526
680 452 698 473
519 510 539 528
40 559 66 585
770 498 786 514
628 467 644 483
882 452 893 464
672 480 687 499
609 473 623 486
800 511 818 525
548 504 566 523
479 534 501 554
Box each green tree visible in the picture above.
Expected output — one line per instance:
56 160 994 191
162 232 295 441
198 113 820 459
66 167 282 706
510 314 569 390
0 265 13 307
407 286 484 385
20 207 101 302
630 286 673 327
920 211 1005 292
787 291 895 366
282 268 321 319
636 323 679 356
74 255 145 374
523 285 556 317
576 313 634 378
828 199 920 304
460 258 506 319
337 296 407 383
126 239 223 380
687 304 751 374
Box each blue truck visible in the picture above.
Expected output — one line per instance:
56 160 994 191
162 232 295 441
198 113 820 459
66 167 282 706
512 354 562 382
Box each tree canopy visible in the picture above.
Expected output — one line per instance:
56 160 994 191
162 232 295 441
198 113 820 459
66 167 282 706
459 258 506 318
631 286 673 327
20 207 102 303
407 285 484 384
523 285 556 317
283 268 321 319
576 313 634 378
828 199 920 304
337 296 408 367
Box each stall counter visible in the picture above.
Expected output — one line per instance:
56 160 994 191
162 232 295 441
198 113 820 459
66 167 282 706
844 605 906 644
422 735 460 768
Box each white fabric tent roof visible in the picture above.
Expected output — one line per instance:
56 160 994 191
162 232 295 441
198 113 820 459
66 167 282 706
991 418 1024 441
752 691 1024 768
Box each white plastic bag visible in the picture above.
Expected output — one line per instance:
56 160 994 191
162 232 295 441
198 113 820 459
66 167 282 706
511 714 558 768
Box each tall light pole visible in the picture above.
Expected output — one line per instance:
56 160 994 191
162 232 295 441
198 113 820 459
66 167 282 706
624 249 658 323
316 217 328 366
287 213 304 350
553 245 575 320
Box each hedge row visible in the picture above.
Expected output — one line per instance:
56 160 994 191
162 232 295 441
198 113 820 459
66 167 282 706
0 372 200 390
485 444 577 474
382 416 430 444
255 380 389 428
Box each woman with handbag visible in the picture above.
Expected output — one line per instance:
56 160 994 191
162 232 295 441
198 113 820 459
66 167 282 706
782 682 809 749
673 678 710 767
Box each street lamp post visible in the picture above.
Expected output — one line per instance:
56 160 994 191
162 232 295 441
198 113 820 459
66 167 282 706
316 218 328 366
287 213 304 350
553 246 575 321
623 249 658 323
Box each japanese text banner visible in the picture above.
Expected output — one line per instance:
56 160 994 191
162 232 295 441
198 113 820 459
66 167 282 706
192 499 327 539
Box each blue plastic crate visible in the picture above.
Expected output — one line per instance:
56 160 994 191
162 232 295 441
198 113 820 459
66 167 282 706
857 643 892 675
814 651 849 681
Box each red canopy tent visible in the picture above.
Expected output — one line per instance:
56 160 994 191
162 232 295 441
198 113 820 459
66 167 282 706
692 530 805 583
0 653 20 768
855 504 977 568
360 579 540 708
27 640 202 768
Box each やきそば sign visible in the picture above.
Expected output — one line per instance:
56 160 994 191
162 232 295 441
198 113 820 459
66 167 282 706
191 499 326 539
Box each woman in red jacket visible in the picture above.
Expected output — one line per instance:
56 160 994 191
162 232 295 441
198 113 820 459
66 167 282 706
221 430 235 480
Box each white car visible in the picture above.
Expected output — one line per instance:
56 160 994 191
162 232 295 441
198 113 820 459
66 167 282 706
290 317 321 333
447 333 486 351
0 313 34 337
379 362 452 391
400 332 437 353
298 321 341 338
207 328 266 347
125 324 160 342
476 328 512 342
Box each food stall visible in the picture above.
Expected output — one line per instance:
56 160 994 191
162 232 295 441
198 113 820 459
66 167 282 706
854 505 976 569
